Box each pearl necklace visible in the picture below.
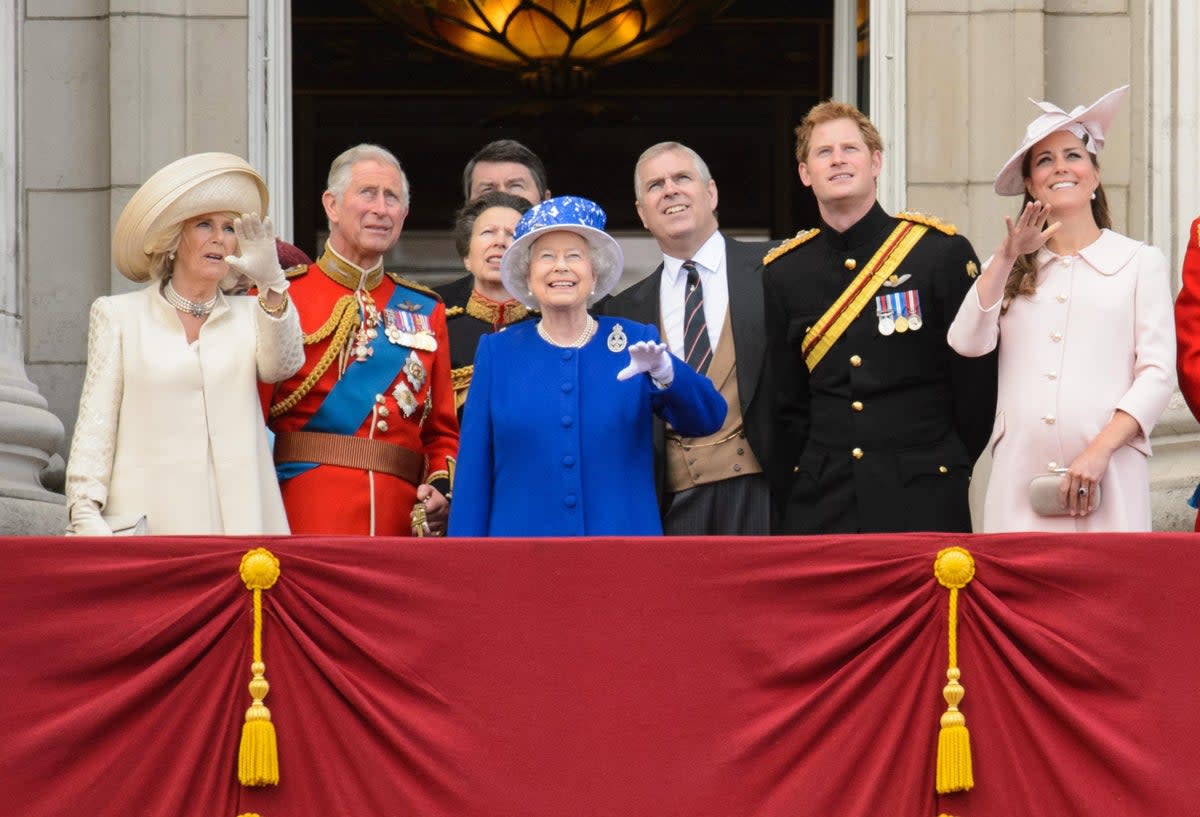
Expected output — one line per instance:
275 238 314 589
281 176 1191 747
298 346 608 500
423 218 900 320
537 315 595 348
163 281 218 317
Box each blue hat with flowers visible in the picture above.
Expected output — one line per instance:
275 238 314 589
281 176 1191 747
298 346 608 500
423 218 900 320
500 195 624 308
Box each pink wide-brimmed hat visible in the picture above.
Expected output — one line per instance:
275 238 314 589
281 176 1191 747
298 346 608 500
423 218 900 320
994 84 1129 196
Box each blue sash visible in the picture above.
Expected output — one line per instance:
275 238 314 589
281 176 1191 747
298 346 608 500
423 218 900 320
277 283 438 481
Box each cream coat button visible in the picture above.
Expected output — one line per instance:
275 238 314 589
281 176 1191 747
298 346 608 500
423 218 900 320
1042 415 1056 424
1056 294 1068 303
1050 332 1062 342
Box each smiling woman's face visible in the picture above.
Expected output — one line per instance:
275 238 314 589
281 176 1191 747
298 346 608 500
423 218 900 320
1023 130 1100 214
172 211 237 286
528 230 595 315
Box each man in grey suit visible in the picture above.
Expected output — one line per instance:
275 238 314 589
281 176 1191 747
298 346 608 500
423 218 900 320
605 142 772 535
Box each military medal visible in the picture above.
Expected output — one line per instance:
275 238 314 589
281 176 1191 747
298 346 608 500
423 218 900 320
875 294 895 336
351 295 381 362
607 323 628 352
383 309 438 352
403 350 427 391
392 381 419 417
904 289 923 331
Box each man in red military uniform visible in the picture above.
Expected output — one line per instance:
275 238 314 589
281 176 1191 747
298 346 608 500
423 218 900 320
1174 215 1200 530
266 144 458 535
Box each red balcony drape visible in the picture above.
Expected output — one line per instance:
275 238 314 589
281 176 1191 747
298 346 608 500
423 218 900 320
1 533 1196 817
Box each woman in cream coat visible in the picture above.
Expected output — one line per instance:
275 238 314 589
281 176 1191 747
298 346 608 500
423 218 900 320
947 86 1174 532
66 153 303 535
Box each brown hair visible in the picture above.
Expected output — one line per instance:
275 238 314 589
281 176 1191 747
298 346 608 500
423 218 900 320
794 100 884 163
1001 149 1111 312
452 191 532 258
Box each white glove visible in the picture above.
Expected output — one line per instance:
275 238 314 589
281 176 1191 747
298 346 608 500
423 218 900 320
616 340 674 387
225 213 288 294
68 500 112 536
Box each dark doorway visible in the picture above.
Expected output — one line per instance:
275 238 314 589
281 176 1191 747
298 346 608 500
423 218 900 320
292 0 833 264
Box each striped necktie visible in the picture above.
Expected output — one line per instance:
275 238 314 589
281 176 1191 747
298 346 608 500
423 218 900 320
682 260 712 375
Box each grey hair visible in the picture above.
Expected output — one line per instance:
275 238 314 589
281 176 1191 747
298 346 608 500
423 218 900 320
632 142 713 201
505 228 621 309
326 143 410 209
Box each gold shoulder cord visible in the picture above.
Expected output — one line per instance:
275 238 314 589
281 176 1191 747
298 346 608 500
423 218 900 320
269 295 360 418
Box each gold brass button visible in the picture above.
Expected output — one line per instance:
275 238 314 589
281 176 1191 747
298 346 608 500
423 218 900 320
376 420 389 432
1050 331 1063 342
850 355 863 367
938 465 949 474
793 465 800 473
1043 415 1056 424
844 258 857 270
851 400 864 412
851 447 864 460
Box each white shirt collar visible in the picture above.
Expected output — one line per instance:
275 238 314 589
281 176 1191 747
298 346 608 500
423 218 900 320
662 230 724 284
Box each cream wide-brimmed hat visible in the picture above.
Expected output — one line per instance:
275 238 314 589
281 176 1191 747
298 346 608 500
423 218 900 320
112 152 269 282
993 85 1129 196
500 196 624 309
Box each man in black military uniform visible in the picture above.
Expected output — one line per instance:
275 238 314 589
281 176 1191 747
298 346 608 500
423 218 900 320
763 101 997 534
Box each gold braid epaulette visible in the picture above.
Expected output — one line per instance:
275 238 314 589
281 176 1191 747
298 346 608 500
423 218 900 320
284 264 309 279
269 295 360 418
384 271 443 302
450 364 473 412
446 305 465 317
897 210 957 235
763 228 821 265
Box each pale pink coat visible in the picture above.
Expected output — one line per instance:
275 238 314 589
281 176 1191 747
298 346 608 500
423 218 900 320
947 229 1175 532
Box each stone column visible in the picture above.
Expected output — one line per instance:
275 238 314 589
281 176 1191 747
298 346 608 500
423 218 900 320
0 0 67 534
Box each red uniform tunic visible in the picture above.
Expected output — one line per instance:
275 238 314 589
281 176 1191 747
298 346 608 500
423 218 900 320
1173 217 1200 530
266 247 458 535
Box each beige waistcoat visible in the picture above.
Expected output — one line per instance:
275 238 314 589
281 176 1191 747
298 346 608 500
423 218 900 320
664 312 762 491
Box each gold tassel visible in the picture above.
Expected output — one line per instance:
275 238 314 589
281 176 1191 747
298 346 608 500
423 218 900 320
238 548 281 787
934 546 976 794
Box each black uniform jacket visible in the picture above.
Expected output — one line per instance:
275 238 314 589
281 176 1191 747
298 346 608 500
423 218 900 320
763 203 997 534
602 234 774 503
434 273 534 418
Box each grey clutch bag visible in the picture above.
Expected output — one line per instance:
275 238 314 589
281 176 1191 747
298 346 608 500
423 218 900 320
1029 470 1102 516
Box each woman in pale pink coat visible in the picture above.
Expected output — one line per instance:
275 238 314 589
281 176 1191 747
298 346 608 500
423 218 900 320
947 85 1175 532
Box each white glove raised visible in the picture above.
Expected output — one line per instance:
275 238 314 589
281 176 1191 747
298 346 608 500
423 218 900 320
67 500 112 536
224 213 288 294
616 340 674 387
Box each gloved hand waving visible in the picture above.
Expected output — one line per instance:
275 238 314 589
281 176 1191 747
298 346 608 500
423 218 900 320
616 340 674 387
224 213 288 294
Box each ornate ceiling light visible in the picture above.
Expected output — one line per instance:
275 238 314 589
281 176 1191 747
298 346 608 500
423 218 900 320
363 0 732 92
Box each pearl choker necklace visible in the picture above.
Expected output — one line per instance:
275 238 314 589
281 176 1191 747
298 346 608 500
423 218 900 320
163 281 218 317
537 315 596 348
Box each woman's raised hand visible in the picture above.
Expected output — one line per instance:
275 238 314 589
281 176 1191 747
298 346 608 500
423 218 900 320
1002 200 1060 259
617 340 674 386
225 213 288 294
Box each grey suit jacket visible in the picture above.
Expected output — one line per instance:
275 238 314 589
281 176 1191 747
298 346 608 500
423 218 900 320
602 233 774 495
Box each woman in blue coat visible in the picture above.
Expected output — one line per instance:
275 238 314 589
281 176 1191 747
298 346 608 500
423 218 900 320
449 196 727 536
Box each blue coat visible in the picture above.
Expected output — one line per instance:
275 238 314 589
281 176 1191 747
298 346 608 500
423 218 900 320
449 317 727 536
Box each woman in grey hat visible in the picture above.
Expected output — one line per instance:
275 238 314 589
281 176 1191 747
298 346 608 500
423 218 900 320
948 86 1174 531
65 153 303 535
